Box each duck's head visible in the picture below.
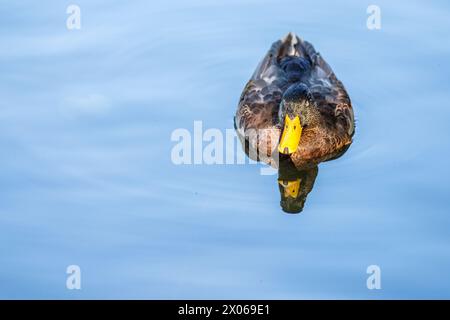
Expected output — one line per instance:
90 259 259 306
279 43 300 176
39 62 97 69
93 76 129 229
278 83 320 155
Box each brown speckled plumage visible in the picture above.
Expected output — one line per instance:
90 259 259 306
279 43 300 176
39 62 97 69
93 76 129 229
235 33 355 169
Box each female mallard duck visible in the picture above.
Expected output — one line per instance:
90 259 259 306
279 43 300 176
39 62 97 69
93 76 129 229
235 32 355 169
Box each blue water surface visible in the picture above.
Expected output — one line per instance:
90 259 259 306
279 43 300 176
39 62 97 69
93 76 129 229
1 0 450 298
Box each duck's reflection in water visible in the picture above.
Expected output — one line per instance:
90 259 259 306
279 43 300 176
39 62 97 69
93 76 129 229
277 161 318 214
275 145 350 214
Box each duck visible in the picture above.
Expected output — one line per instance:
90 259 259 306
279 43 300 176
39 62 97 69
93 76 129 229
235 32 355 169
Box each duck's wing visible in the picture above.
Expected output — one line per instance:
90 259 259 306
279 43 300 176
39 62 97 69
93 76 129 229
236 41 286 132
298 39 355 136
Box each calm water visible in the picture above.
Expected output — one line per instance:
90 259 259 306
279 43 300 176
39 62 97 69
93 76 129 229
1 0 450 299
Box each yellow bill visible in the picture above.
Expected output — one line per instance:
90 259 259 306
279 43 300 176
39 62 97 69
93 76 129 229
278 115 302 154
278 179 301 198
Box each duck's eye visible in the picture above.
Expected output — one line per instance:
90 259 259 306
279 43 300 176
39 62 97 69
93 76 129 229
294 126 296 130
285 125 288 129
